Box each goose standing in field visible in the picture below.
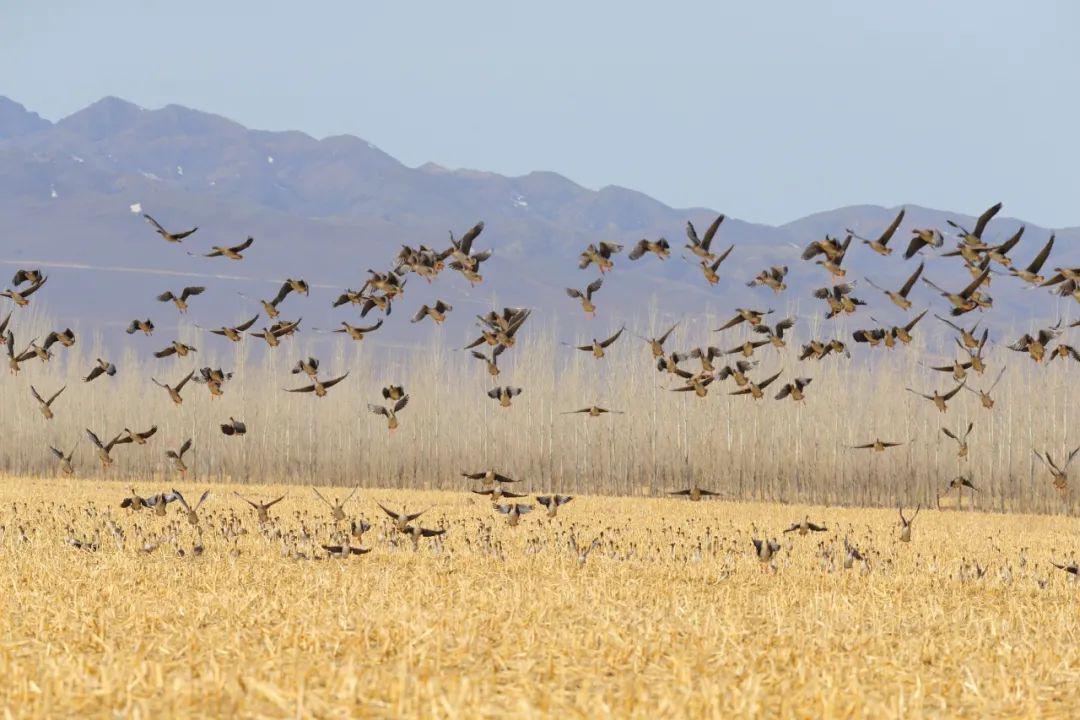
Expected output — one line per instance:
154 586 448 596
752 537 781 571
143 213 198 243
152 370 196 406
84 358 117 382
234 492 286 524
157 286 205 313
566 278 604 316
29 384 65 420
368 395 410 430
898 505 920 542
172 489 211 525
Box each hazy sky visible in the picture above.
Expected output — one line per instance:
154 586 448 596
2 1 1078 226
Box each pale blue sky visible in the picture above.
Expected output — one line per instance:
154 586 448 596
2 1 1078 226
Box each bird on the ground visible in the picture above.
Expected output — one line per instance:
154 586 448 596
898 505 920 542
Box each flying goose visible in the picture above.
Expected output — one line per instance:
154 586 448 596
569 326 625 359
566 278 604 316
670 371 714 397
1008 324 1061 363
697 245 735 285
165 439 193 475
752 318 795 348
639 323 679 358
327 319 383 341
220 417 247 436
472 485 525 501
962 366 1005 410
234 492 286 524
942 422 974 459
747 265 788 293
1033 447 1079 495
1 276 47 307
143 213 198 243
291 357 320 378
172 489 211 525
728 369 783 399
154 341 197 359
85 429 124 468
847 208 905 256
725 338 770 358
11 269 43 286
940 475 978 509
946 202 1001 245
285 372 350 397
898 505 920 542
199 314 259 342
903 228 945 259
864 262 924 310
494 503 533 526
487 386 522 408
578 241 623 272
313 486 359 522
118 426 157 446
462 469 517 487
411 300 453 324
536 494 574 518
774 377 812 402
250 318 301 348
783 516 827 535
151 370 196 405
126 318 155 336
935 315 983 350
368 395 410 430
801 234 848 262
752 538 781 569
43 328 76 350
470 344 505 376
716 359 758 386
120 487 152 511
685 215 725 260
1008 234 1055 285
906 381 966 412
669 485 718 502
984 226 1025 267
848 439 903 452
922 269 991 316
403 525 446 551
49 445 76 475
716 308 774 331
157 286 205 313
378 503 428 533
562 405 623 418
628 237 671 261
813 283 866 318
29 384 65 420
197 236 254 260
323 543 373 558
84 358 117 382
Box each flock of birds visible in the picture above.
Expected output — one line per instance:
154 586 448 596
0 200 1078 572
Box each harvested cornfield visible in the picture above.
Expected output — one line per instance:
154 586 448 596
1 476 1078 718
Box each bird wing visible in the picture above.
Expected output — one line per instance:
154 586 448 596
899 262 925 297
972 202 1002 238
229 237 255 253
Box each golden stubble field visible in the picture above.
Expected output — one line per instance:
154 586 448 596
1 476 1079 719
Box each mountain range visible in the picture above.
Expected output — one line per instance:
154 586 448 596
0 95 1075 351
